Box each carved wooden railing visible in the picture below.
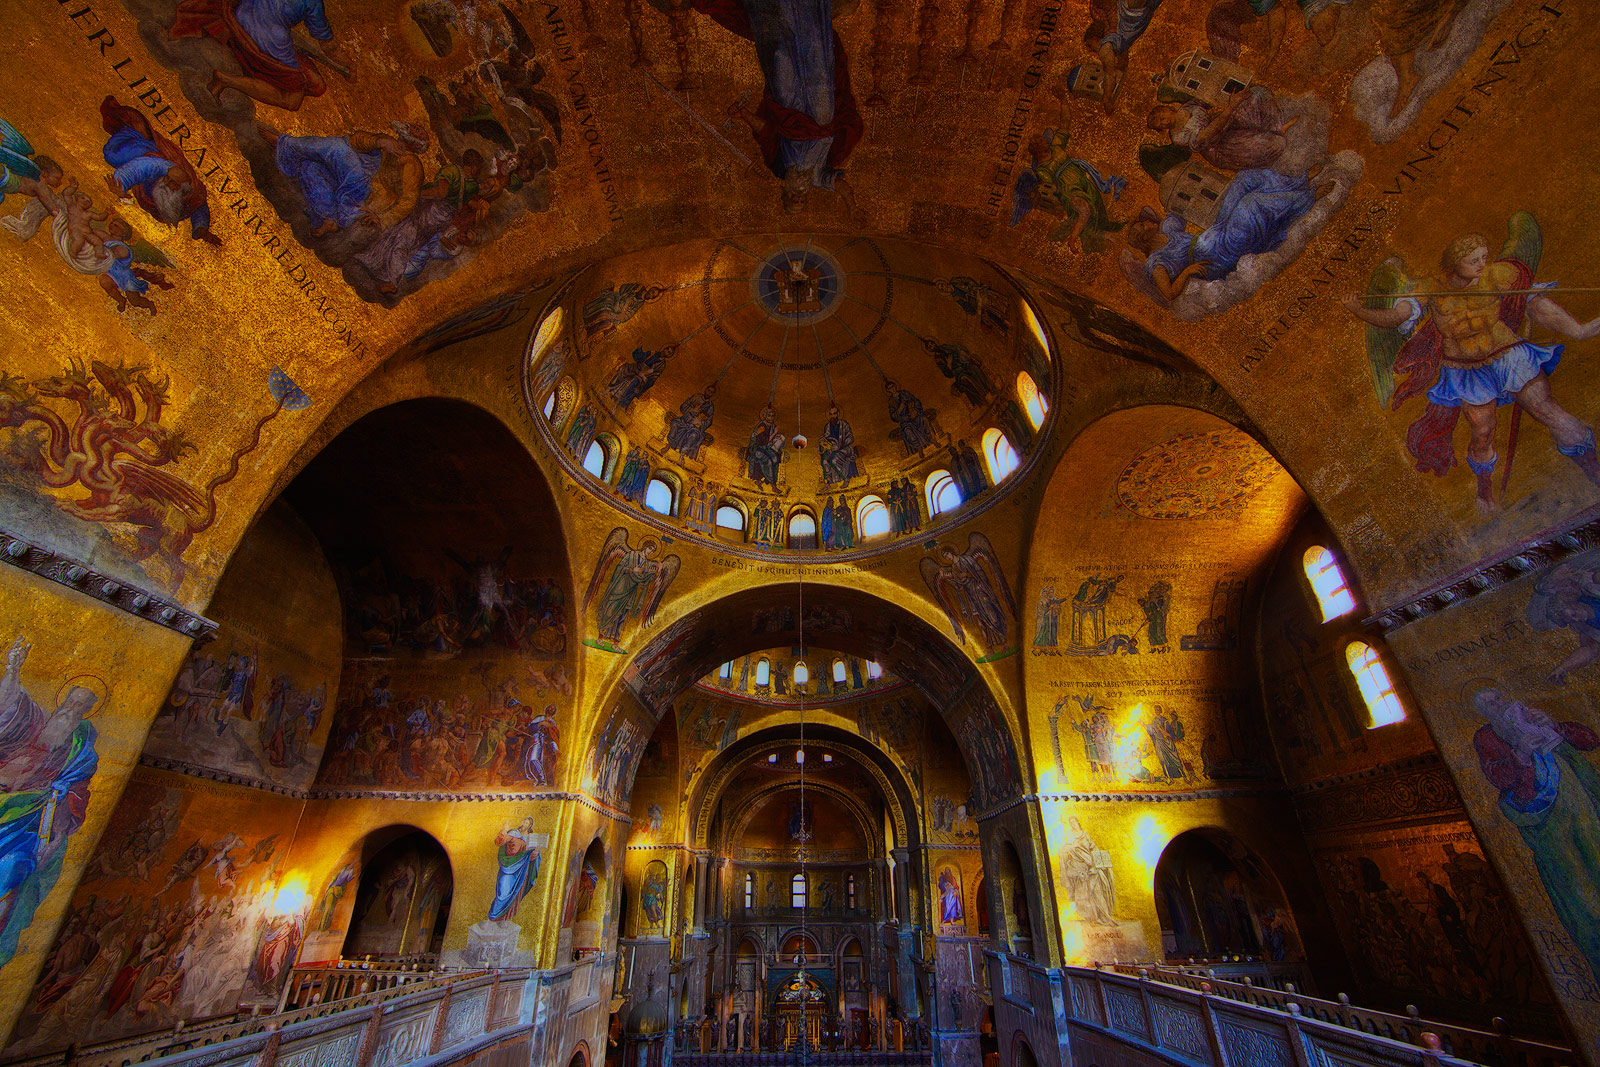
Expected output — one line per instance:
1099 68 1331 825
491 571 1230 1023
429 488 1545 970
1082 965 1572 1067
0 969 529 1067
1158 956 1314 993
277 960 457 1012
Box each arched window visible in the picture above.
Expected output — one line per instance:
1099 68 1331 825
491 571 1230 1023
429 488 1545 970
529 305 565 365
755 659 770 687
832 659 847 684
644 477 675 516
745 873 754 910
549 376 577 428
791 873 807 910
1020 299 1052 363
855 494 890 540
866 660 882 681
846 873 857 909
716 502 746 533
582 440 607 478
1346 641 1406 727
1017 371 1048 429
719 661 733 681
983 427 1020 483
542 393 555 419
789 509 818 550
926 469 962 517
793 662 809 686
1303 546 1356 621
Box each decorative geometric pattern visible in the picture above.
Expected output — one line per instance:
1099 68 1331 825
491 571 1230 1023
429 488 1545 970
1152 999 1208 1062
1069 977 1105 1026
445 993 491 1046
1115 429 1279 519
279 1034 361 1067
1220 1020 1295 1067
1311 1038 1419 1067
1106 987 1149 1040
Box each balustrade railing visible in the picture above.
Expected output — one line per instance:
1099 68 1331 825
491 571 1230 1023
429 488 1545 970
277 959 456 1012
0 968 527 1067
1082 965 1571 1067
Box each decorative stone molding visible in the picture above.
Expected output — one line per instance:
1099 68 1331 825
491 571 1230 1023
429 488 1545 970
1365 512 1600 633
1290 753 1462 833
136 755 634 819
984 787 1282 820
0 526 215 637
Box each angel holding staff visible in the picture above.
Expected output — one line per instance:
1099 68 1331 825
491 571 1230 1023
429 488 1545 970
1343 212 1600 513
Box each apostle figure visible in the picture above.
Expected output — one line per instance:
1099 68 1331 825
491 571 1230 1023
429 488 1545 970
695 0 864 216
488 817 543 920
0 636 100 965
938 869 964 924
665 385 717 460
1473 687 1600 979
832 497 853 549
924 339 994 408
564 403 598 461
885 380 935 455
584 282 665 338
1062 816 1116 924
744 406 787 488
818 406 859 485
607 345 673 410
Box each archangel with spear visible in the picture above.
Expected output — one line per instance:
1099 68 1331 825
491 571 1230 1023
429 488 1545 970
1343 212 1600 513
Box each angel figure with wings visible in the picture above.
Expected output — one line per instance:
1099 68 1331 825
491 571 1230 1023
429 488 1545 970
585 528 682 644
920 532 1018 651
1344 212 1600 513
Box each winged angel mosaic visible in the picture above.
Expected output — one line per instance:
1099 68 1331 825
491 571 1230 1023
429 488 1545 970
584 528 682 649
1344 212 1600 514
920 533 1017 654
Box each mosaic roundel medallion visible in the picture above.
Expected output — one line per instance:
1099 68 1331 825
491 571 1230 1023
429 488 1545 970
1115 430 1277 519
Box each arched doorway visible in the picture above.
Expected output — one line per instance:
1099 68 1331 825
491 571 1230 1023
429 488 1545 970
1153 829 1302 965
341 828 452 960
570 837 609 959
773 970 829 1049
993 840 1033 960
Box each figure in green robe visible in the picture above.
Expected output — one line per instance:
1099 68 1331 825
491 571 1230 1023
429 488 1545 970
1472 687 1600 980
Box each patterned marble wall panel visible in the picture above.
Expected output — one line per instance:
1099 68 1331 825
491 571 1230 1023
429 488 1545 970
1217 1018 1295 1067
1106 986 1150 1041
373 1003 441 1067
1069 975 1105 1027
1150 995 1209 1064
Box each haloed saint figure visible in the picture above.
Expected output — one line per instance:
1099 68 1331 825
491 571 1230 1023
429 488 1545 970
0 637 100 966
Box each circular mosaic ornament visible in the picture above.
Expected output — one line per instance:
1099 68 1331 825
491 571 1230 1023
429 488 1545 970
1115 429 1277 518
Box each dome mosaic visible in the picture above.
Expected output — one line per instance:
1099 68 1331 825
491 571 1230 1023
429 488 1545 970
523 236 1060 559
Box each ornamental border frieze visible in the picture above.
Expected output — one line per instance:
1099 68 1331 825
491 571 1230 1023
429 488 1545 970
1365 510 1600 633
0 526 216 637
138 754 633 819
994 787 1283 819
1289 754 1462 833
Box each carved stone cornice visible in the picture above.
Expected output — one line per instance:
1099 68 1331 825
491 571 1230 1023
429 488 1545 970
137 754 634 819
1289 753 1463 834
981 787 1283 820
1365 512 1600 633
0 526 214 637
